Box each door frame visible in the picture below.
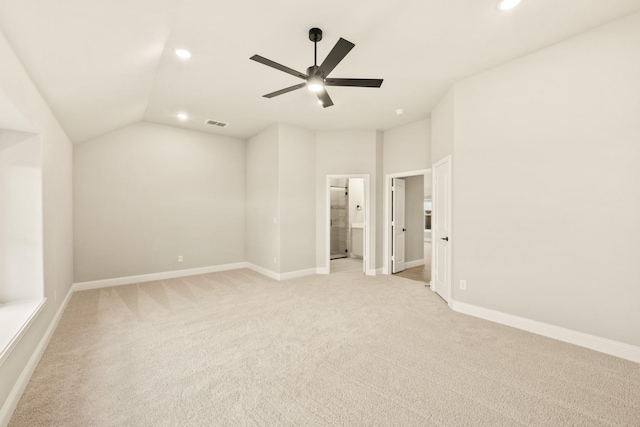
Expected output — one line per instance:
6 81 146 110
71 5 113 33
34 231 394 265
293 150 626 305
324 174 371 275
383 169 429 275
431 155 452 302
391 178 406 273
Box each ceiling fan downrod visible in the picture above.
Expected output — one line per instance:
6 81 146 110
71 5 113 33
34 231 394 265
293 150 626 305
309 27 322 67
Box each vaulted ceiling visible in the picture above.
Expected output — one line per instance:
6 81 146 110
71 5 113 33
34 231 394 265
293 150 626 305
1 0 639 143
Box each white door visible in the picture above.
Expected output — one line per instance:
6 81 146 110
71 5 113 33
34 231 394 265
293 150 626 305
392 178 406 273
432 156 451 302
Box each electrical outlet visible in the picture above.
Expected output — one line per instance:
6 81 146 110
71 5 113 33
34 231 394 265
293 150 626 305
178 255 183 262
273 257 277 264
459 280 467 290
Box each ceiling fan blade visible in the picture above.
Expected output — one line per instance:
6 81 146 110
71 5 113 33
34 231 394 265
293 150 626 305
250 55 308 80
263 83 307 98
315 38 355 78
325 78 383 88
316 90 334 108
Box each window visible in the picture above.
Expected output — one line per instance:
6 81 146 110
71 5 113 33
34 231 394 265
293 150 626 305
424 199 432 230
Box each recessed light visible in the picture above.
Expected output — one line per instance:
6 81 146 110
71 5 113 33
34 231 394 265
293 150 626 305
174 48 192 59
177 113 188 121
395 108 405 115
318 100 323 105
497 0 522 11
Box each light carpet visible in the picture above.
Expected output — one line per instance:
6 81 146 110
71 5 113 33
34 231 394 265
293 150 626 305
8 269 640 426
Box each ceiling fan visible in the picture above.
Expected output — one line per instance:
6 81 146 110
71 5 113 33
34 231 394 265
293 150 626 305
250 28 383 108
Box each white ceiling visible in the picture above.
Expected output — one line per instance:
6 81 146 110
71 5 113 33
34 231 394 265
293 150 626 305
1 0 639 143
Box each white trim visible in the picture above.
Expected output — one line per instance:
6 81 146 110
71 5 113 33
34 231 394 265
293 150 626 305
279 268 317 281
0 299 46 367
245 263 280 280
74 263 319 291
404 259 425 269
0 287 73 427
316 267 329 275
73 262 249 291
383 169 430 276
374 268 383 276
450 300 640 364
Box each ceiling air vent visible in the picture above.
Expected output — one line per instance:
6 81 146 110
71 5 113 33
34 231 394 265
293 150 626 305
205 119 229 128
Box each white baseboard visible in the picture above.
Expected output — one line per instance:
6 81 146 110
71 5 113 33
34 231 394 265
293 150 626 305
0 286 74 427
450 300 640 364
245 264 279 280
74 263 321 291
317 266 375 276
405 259 425 269
279 268 316 281
247 265 316 281
73 262 249 291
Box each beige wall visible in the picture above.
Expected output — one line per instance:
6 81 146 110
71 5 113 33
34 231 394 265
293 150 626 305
431 89 454 165
74 122 246 282
245 123 316 275
404 175 424 263
0 29 73 416
278 124 315 274
383 118 431 175
375 131 384 270
245 125 279 272
315 130 382 272
0 131 42 302
424 173 432 199
449 13 640 346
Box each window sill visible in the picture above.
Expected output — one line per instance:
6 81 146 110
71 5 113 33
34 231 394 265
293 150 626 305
0 298 46 367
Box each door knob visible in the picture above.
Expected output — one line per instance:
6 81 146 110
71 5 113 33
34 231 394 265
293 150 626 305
441 236 449 241
402 228 406 232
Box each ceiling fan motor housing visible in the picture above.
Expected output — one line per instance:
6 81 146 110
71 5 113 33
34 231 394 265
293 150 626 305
307 65 320 77
309 27 322 42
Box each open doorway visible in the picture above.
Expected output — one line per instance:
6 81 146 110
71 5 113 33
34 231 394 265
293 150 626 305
384 169 431 283
326 175 369 274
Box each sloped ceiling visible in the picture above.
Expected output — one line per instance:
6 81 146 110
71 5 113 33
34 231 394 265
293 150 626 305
1 0 639 143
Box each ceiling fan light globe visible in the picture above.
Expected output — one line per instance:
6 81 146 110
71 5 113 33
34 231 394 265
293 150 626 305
497 0 522 11
307 77 324 92
174 48 192 59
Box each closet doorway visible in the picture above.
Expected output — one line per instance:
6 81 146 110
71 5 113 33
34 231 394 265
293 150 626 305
383 169 431 283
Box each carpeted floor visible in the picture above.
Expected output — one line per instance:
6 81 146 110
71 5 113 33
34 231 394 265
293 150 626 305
9 269 640 426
